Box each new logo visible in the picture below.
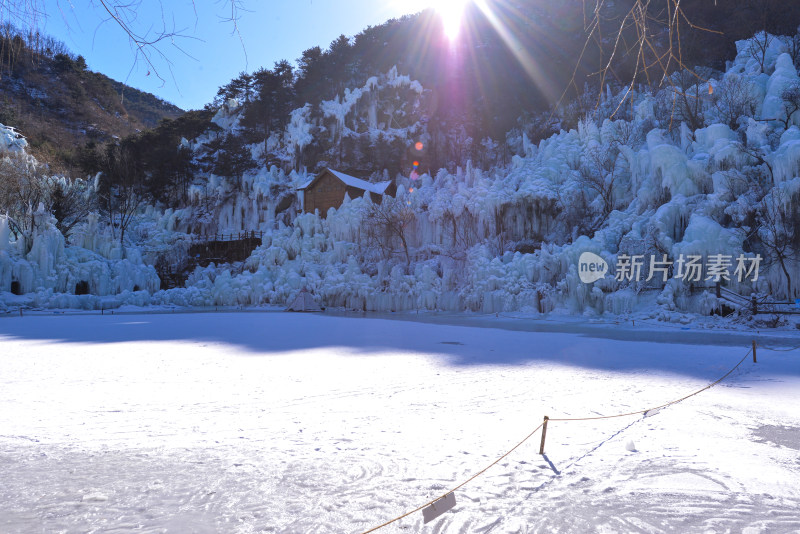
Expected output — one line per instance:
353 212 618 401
578 252 609 284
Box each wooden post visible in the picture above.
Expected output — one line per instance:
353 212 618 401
752 295 758 315
539 416 549 455
752 340 757 363
715 281 721 298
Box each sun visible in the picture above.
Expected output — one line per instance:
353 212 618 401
434 0 470 40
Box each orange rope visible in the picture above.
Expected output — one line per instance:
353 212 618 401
361 421 545 533
551 348 751 422
362 346 753 532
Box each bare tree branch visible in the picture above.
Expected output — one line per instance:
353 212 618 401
556 0 723 124
0 1 246 88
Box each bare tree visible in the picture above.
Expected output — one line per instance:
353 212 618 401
669 69 707 131
747 32 774 73
362 197 414 268
44 176 94 238
557 0 722 122
0 149 94 244
0 151 45 251
441 209 480 260
99 144 144 248
757 188 799 298
736 141 775 187
713 75 756 130
579 142 626 224
778 82 800 130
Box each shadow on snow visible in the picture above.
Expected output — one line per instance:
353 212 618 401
1 310 798 379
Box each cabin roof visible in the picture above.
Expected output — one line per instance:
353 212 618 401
298 168 392 195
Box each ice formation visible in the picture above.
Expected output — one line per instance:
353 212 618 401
2 34 800 320
0 147 159 312
0 123 28 152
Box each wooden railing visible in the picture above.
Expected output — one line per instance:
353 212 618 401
716 283 800 315
158 231 265 290
192 231 264 243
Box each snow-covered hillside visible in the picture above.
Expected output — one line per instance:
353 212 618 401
1 33 799 321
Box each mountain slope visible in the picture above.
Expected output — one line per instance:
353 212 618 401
0 31 182 170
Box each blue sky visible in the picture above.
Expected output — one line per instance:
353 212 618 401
39 0 433 110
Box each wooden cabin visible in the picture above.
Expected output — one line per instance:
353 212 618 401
298 168 395 217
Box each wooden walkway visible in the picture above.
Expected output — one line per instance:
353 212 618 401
716 284 800 315
191 231 265 244
158 231 265 289
188 231 264 267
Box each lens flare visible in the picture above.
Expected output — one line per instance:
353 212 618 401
415 141 424 151
435 0 469 40
413 161 419 167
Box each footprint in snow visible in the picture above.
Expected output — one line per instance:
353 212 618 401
81 493 108 502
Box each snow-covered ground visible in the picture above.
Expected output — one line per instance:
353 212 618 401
1 312 799 533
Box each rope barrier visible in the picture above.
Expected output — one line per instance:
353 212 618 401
550 348 751 422
360 421 545 533
362 345 754 533
760 343 800 352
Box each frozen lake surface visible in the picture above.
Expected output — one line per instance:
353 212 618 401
1 312 799 533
